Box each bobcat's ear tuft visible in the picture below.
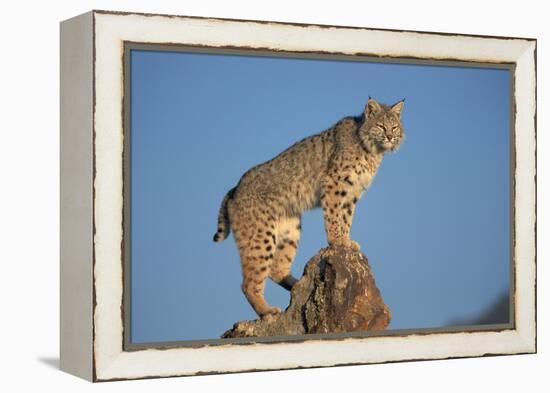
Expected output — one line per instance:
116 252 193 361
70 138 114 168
391 99 405 117
365 98 382 119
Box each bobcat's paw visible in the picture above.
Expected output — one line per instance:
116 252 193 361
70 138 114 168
329 239 361 251
349 240 361 251
261 307 282 320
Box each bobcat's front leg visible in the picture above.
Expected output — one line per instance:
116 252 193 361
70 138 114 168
321 172 361 251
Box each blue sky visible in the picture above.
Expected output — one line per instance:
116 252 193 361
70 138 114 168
130 49 511 343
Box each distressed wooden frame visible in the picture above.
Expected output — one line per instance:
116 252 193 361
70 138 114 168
60 10 537 382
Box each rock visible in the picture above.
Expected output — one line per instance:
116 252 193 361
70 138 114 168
222 246 391 338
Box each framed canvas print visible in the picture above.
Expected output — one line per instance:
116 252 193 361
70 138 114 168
60 10 537 382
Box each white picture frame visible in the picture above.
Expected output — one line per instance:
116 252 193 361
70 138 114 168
60 10 536 381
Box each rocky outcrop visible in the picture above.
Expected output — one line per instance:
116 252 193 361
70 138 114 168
222 246 391 338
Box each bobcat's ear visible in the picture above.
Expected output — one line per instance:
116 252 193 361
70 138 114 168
391 99 405 117
365 98 382 119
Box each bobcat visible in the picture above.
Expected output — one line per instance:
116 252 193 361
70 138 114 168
214 98 405 317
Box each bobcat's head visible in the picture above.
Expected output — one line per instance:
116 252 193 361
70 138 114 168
358 98 405 153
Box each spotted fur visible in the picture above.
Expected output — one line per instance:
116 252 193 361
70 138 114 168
214 98 405 317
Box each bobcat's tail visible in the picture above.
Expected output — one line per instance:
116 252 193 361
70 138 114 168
213 187 236 242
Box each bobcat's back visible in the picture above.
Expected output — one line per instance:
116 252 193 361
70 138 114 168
234 121 345 215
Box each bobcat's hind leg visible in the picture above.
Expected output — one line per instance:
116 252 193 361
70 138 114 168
233 214 281 317
270 216 301 291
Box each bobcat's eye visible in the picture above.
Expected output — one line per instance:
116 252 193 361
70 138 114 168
376 123 384 129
